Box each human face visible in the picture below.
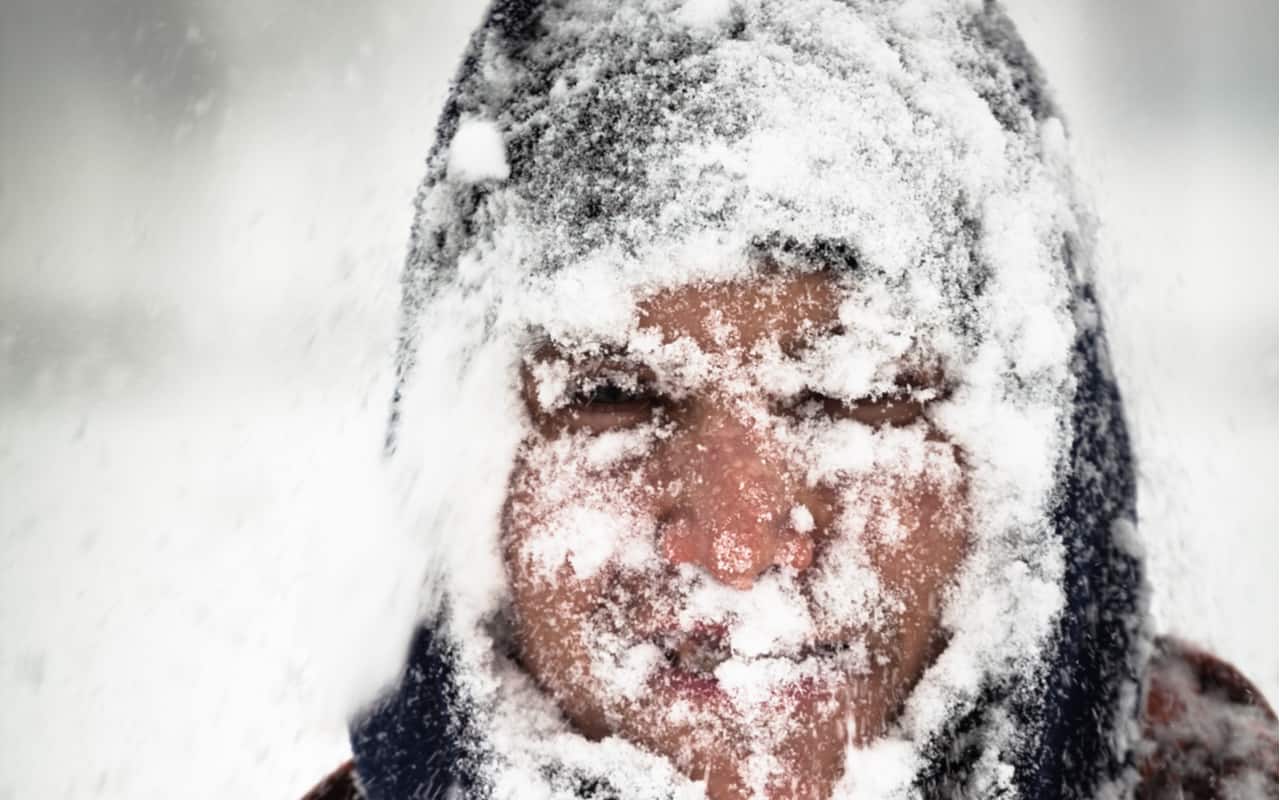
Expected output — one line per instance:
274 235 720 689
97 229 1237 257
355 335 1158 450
502 270 970 800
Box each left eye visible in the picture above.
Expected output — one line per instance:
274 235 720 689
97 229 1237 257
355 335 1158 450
848 392 928 427
780 389 930 428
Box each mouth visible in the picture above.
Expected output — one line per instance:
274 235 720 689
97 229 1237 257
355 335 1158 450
658 631 734 674
653 630 858 677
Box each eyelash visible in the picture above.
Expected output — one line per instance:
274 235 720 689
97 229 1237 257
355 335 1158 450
564 379 936 429
779 388 931 427
573 380 660 408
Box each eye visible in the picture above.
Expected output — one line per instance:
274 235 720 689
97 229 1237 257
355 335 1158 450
847 390 929 427
573 380 654 408
779 385 939 428
521 339 670 433
562 367 666 434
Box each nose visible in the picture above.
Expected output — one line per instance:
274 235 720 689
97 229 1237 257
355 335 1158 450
658 405 815 589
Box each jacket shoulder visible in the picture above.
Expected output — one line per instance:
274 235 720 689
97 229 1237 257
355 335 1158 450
1138 636 1278 799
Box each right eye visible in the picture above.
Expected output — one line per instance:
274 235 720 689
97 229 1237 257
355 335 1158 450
572 380 653 407
566 377 664 433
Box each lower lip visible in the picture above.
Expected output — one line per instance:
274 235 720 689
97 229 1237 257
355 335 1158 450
652 665 728 706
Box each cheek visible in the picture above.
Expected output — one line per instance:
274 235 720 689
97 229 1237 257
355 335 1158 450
861 447 970 609
502 453 682 736
811 440 969 599
502 472 618 724
504 447 666 585
503 484 611 640
501 443 671 667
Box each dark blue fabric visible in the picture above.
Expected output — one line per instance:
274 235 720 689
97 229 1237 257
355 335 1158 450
351 624 471 800
1023 281 1142 799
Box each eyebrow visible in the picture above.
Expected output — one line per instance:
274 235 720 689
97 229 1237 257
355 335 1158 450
525 335 634 366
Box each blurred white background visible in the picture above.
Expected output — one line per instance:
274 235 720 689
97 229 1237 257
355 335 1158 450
0 1 1274 797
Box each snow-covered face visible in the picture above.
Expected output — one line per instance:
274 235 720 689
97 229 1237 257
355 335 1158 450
502 270 970 800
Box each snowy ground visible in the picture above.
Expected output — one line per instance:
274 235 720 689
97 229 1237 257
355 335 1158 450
0 1 1274 798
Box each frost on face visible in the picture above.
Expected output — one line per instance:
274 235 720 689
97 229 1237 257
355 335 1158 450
509 423 668 583
422 258 1048 797
380 0 1134 797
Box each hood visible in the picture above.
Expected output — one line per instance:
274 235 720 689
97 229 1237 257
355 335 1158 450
352 0 1150 797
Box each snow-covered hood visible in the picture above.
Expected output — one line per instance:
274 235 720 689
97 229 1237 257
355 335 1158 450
352 0 1150 797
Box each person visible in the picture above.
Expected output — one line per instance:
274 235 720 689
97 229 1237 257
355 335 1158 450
304 0 1277 797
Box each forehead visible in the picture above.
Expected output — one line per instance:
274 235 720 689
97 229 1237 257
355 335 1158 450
635 271 843 354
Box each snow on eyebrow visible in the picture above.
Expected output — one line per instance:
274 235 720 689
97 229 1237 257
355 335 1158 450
528 357 572 411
